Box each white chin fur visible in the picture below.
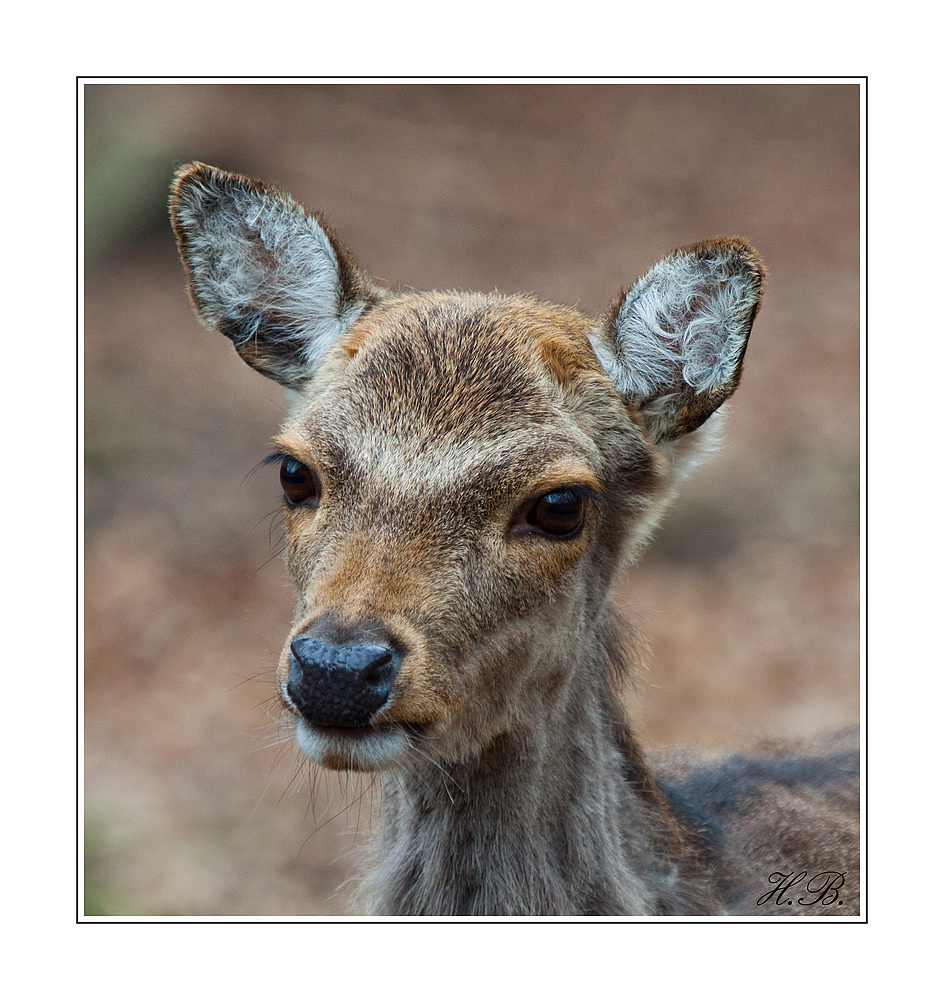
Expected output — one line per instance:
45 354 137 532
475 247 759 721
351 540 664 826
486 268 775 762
295 717 413 770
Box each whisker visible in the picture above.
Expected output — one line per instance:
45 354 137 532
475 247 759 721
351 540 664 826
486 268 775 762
226 670 276 694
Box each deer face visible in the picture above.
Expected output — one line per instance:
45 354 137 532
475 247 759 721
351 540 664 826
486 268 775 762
270 292 668 768
169 163 765 771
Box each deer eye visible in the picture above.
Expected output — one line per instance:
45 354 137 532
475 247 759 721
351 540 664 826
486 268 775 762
524 489 586 538
279 457 320 506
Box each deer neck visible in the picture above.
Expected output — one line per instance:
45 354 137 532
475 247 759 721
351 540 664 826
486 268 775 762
363 625 719 916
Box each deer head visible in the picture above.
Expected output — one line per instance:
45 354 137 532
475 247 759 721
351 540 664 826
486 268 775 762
170 162 766 771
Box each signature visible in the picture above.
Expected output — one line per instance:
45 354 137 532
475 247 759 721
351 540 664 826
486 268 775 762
757 871 846 908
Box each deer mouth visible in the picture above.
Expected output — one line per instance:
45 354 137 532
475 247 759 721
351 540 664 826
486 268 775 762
293 716 421 771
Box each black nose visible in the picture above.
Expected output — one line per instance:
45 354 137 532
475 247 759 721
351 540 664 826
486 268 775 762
287 636 400 728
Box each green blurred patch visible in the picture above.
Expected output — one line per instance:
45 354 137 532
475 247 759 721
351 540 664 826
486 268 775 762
84 87 182 263
83 817 126 917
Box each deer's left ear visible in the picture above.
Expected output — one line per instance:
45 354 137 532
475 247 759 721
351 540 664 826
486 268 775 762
590 238 766 446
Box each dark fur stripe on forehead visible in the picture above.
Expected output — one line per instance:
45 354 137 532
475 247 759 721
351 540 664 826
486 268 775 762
337 292 606 438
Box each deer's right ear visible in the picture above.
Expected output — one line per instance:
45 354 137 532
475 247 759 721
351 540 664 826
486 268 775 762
169 162 381 389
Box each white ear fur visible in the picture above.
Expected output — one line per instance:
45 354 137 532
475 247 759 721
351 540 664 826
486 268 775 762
170 163 378 388
590 238 766 448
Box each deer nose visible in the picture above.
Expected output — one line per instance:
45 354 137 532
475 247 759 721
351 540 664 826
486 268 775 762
287 636 400 728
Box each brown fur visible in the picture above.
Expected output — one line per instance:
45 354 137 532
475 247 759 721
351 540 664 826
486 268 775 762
169 163 859 917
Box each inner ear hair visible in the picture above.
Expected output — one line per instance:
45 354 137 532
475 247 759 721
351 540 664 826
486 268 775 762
595 237 766 444
169 162 383 389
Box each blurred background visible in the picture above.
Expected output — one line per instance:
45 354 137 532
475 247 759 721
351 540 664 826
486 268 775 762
83 83 860 917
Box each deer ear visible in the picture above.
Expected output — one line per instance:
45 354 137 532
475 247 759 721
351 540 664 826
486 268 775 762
591 238 766 447
169 162 382 389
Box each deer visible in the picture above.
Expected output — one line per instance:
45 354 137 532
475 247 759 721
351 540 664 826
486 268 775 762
169 162 860 917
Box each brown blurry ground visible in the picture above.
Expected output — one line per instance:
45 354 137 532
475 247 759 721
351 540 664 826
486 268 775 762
83 83 860 917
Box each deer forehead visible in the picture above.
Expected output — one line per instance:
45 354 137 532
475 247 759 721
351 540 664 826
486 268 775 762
280 292 622 495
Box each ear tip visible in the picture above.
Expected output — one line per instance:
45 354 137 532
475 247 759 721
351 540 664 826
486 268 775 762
722 235 768 288
173 160 211 177
677 236 768 293
168 162 216 224
170 161 213 196
169 162 261 209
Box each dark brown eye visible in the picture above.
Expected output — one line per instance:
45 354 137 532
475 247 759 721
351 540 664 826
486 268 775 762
279 456 320 506
525 489 586 537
